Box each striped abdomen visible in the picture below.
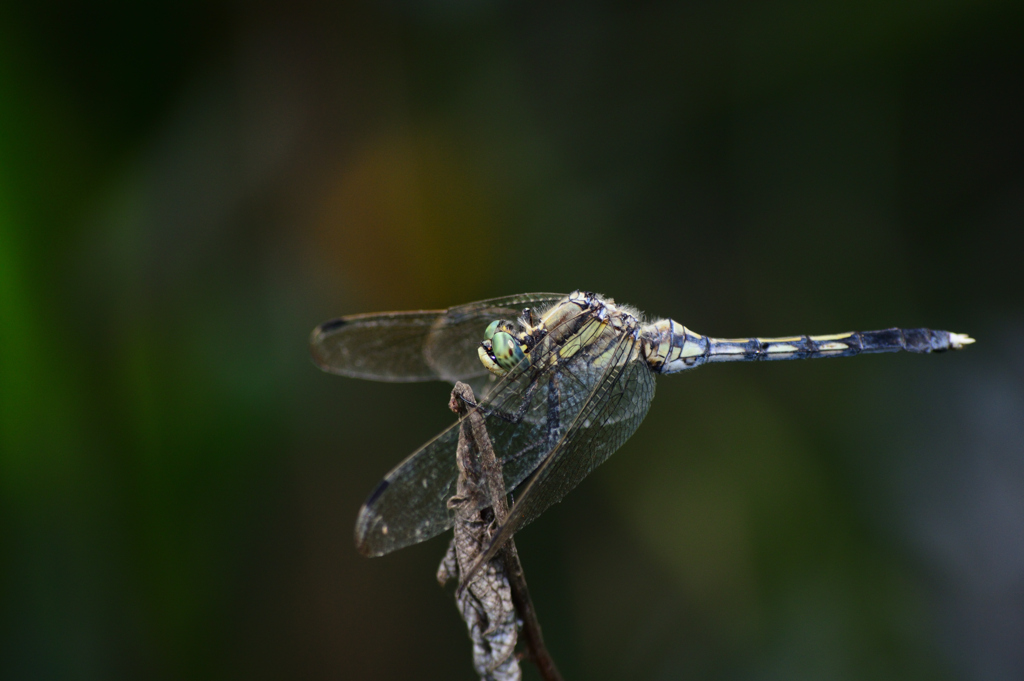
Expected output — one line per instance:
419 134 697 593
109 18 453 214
642 319 974 374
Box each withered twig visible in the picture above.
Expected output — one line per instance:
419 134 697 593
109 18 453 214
442 382 564 681
438 384 520 680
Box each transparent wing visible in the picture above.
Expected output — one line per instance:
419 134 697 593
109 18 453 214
355 301 624 556
310 293 567 383
473 332 656 567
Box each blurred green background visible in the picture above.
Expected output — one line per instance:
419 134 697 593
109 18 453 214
2 2 1023 680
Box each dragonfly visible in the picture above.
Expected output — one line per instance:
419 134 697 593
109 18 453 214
310 291 973 564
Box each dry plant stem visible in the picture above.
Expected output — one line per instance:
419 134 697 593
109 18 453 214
449 383 564 681
439 393 520 681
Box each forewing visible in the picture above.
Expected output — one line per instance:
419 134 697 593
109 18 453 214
310 293 566 383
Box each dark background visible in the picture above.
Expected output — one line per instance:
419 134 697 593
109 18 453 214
2 2 1023 680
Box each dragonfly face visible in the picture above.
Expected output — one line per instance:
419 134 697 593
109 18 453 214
478 319 526 376
310 290 972 561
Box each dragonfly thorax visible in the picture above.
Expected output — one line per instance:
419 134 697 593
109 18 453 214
477 291 646 377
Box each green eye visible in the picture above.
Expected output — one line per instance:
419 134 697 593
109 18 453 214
484 320 501 341
491 331 527 372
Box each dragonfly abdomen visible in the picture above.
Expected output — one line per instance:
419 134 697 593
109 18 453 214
643 319 974 374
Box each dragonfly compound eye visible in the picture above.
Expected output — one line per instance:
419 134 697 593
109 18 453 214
491 331 527 372
483 320 501 341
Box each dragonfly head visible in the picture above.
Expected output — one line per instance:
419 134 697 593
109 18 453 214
479 320 529 376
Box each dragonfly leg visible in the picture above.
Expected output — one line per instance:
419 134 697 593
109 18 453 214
493 374 563 464
461 378 541 425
